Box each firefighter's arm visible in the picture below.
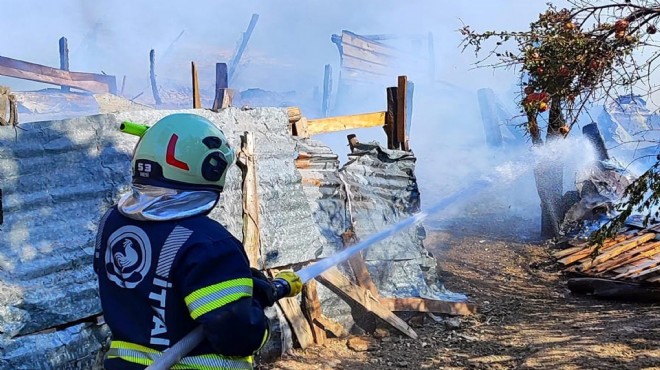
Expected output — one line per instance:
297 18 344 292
174 237 270 357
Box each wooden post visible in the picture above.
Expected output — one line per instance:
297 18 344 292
149 49 162 105
302 279 326 345
191 62 201 109
385 86 398 149
322 64 332 117
212 63 232 111
396 76 409 151
229 14 259 84
8 94 17 126
237 132 261 268
269 269 315 349
582 123 610 161
59 37 70 92
347 134 358 153
341 228 379 297
317 267 418 339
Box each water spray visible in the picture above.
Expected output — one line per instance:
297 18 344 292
146 178 493 370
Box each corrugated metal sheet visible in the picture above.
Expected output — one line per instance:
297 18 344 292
0 108 328 367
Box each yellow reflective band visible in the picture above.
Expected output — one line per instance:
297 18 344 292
185 278 253 319
107 341 253 369
110 340 160 353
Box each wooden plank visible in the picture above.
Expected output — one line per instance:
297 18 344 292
307 111 385 135
396 76 409 151
619 257 660 279
0 55 116 94
322 64 332 117
314 315 347 338
238 132 261 268
630 262 660 279
341 52 393 76
302 279 326 345
228 14 259 84
341 42 393 67
559 232 646 265
212 63 231 111
276 297 315 349
591 241 660 273
380 297 477 316
59 37 70 92
553 245 591 259
191 62 201 109
341 228 379 296
614 257 660 279
580 233 657 271
317 267 418 339
341 30 397 59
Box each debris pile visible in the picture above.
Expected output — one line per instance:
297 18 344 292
554 222 660 303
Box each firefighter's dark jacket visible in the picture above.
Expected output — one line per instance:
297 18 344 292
94 206 269 369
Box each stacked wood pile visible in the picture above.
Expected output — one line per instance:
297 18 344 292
554 224 660 284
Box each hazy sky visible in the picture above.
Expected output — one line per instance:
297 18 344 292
0 0 566 96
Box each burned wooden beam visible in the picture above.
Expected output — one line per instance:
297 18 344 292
385 86 398 149
229 14 259 84
317 267 418 339
347 134 359 153
582 123 610 161
149 49 162 105
191 62 201 109
0 55 116 94
59 37 70 92
212 62 232 111
379 297 476 316
314 315 347 338
396 75 409 151
302 279 326 345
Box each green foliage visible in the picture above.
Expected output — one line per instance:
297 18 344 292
592 162 660 243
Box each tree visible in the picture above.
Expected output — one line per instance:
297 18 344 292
461 1 660 239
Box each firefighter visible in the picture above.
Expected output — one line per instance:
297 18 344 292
93 113 302 369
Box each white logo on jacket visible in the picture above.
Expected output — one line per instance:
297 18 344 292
105 225 152 288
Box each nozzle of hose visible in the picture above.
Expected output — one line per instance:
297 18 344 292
120 121 150 137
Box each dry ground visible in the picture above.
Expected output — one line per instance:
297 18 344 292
260 216 660 370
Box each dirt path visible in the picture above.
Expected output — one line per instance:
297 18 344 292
261 224 660 370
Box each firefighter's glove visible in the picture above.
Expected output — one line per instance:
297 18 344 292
275 270 303 297
250 268 277 308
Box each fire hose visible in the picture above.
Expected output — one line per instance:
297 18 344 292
144 178 491 370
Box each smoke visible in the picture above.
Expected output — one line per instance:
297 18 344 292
2 0 592 237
